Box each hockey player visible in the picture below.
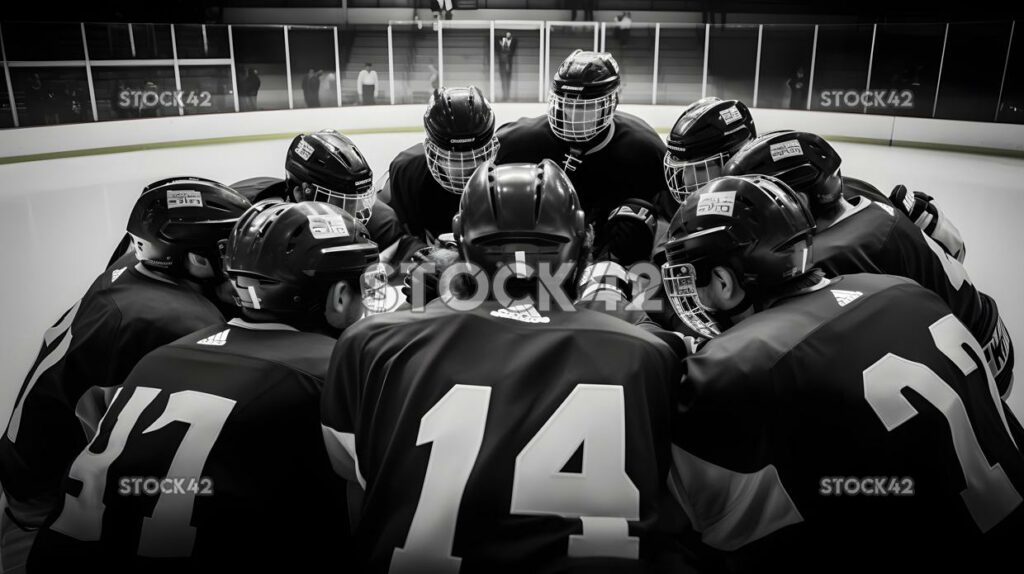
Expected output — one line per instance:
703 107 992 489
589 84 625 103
0 178 250 572
494 50 669 236
662 175 1023 570
322 159 687 572
722 130 1014 399
232 129 424 266
26 201 384 571
661 97 757 211
379 86 499 243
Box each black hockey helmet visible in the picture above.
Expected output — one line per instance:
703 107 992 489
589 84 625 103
423 86 499 194
453 159 587 280
723 130 843 220
663 97 757 204
126 176 251 271
548 50 621 142
284 130 376 223
662 175 815 338
223 201 381 315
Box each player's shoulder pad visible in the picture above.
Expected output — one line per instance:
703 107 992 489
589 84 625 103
570 306 684 360
391 142 427 171
107 273 222 337
832 271 924 294
495 115 548 140
230 176 286 203
610 109 659 141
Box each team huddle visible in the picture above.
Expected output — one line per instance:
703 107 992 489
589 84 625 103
1 50 1022 573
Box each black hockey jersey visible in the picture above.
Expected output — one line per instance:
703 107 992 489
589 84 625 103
671 273 1024 570
495 113 670 223
813 196 1011 393
0 258 224 521
27 319 346 572
384 143 462 243
322 300 686 573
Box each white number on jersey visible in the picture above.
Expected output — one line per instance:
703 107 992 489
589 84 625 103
7 300 82 442
51 387 236 556
391 384 640 573
864 314 1021 532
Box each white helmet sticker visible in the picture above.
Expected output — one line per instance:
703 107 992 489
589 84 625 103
719 105 742 125
295 139 315 161
308 214 350 239
770 139 803 161
696 191 736 217
167 189 203 209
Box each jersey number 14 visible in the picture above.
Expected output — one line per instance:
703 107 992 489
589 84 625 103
391 384 640 574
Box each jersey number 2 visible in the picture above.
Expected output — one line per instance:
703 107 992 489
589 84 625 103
864 314 1021 532
390 384 639 574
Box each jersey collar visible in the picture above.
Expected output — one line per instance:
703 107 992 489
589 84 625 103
133 262 180 286
828 196 873 229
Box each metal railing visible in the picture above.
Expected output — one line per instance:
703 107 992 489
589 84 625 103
0 19 1019 128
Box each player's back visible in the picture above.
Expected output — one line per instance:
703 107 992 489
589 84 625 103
28 318 346 572
674 273 1024 569
1 259 223 513
814 197 995 351
323 300 685 573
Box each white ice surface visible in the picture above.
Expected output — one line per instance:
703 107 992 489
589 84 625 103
0 133 1022 425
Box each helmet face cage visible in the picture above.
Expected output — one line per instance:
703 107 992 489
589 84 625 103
424 136 500 195
359 262 393 316
307 183 376 224
547 91 617 143
661 261 723 339
663 151 728 204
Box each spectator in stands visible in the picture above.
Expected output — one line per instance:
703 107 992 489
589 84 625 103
788 66 807 110
583 0 595 21
303 68 320 108
435 0 453 21
357 62 379 106
428 63 439 93
498 32 516 102
615 11 633 46
26 73 45 126
239 68 261 112
318 70 335 107
237 67 249 111
139 80 160 118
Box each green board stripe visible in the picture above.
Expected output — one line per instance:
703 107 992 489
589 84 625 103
1 126 1021 165
0 126 427 165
